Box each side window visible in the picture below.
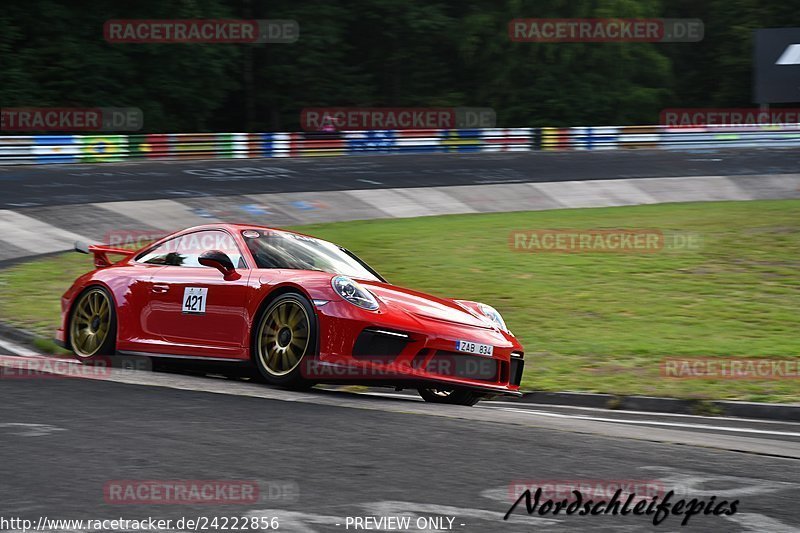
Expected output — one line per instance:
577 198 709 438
137 231 246 268
136 237 182 265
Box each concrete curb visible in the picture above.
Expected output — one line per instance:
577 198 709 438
0 321 40 346
512 391 800 422
2 172 800 264
1 319 797 422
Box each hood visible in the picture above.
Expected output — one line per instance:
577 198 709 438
260 270 496 331
361 281 492 329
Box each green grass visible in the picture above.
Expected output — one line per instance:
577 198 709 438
1 199 799 402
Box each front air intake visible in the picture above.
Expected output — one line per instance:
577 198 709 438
352 328 411 362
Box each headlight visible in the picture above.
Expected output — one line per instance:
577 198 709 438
478 303 510 333
332 276 379 311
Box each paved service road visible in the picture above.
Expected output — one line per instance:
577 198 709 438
1 148 799 208
0 360 798 533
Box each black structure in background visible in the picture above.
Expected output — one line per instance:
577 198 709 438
754 28 800 104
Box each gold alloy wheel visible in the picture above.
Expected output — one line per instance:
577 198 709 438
70 288 112 358
257 299 311 376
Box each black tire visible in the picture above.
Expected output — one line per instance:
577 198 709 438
68 286 117 361
252 292 317 389
417 387 484 406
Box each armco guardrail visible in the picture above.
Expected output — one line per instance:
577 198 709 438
0 125 798 165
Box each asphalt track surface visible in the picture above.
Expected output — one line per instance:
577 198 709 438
0 351 799 533
1 148 799 208
2 149 800 532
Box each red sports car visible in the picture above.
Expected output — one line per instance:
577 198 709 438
57 224 524 405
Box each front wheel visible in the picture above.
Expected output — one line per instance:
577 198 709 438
418 387 484 406
69 286 116 360
252 293 317 389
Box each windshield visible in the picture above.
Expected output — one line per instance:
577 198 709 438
242 230 382 282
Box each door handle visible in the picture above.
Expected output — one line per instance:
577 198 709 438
152 284 170 293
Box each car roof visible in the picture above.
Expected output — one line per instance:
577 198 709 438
173 223 316 240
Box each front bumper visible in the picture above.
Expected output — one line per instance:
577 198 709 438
308 300 525 396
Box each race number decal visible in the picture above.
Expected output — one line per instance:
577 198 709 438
182 287 208 314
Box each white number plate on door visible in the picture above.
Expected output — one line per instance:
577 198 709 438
182 287 208 314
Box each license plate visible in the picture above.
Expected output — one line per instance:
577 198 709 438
455 340 493 357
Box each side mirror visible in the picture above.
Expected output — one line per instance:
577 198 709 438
199 250 239 280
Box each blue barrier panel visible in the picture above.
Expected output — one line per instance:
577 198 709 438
34 135 79 164
346 130 397 153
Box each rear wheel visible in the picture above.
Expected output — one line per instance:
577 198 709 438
417 387 483 406
69 286 116 360
253 293 316 389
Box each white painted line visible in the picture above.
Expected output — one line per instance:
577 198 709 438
351 394 800 429
0 423 66 437
334 391 800 432
357 179 383 185
0 337 41 357
723 513 800 533
489 406 800 438
353 390 422 401
486 400 800 426
0 210 89 253
0 354 79 365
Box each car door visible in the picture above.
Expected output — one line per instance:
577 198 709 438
146 229 252 359
111 262 168 351
122 238 191 352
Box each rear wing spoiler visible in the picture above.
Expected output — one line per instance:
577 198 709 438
74 241 136 268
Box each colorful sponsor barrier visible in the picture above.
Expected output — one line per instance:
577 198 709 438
79 135 128 163
0 125 797 165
